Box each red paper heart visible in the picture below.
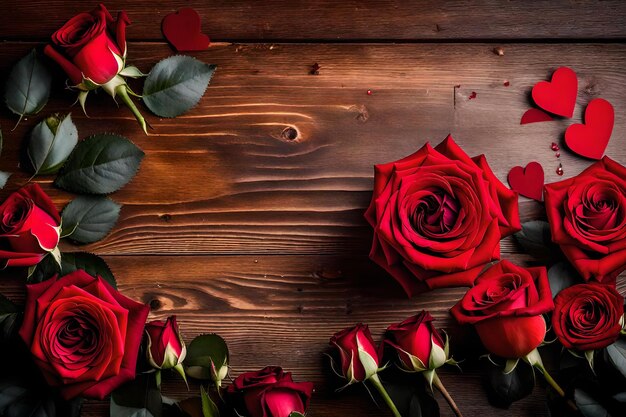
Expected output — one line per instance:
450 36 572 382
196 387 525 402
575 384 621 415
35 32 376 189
520 108 554 124
531 67 578 117
508 162 545 201
565 98 614 160
162 8 210 52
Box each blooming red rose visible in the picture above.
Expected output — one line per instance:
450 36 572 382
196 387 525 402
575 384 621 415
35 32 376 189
545 157 626 284
227 367 314 417
145 315 186 370
19 270 149 399
552 283 624 351
44 4 129 86
0 183 60 268
383 311 448 372
365 135 521 296
451 260 554 358
330 323 380 382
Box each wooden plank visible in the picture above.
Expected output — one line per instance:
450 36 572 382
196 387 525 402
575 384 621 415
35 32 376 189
2 1 626 41
7 253 616 417
1 42 625 256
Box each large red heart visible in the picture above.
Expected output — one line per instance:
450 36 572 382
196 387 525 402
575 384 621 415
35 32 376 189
531 67 578 117
508 162 545 201
162 8 210 52
565 98 614 160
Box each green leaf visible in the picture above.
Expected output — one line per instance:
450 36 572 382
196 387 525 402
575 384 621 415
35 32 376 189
5 49 52 126
60 252 116 288
26 253 60 284
27 113 78 176
61 196 121 244
606 339 626 379
200 386 219 417
514 220 559 259
111 374 162 417
54 133 144 194
289 413 306 417
575 389 613 417
548 262 582 299
0 294 21 342
0 125 12 188
483 357 535 407
143 56 216 118
0 375 82 417
184 334 229 381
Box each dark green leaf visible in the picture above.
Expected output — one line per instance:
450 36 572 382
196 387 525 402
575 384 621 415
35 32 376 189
26 253 60 284
0 127 12 188
0 293 21 342
613 392 626 403
0 376 82 417
54 133 144 194
184 334 229 380
143 56 216 118
61 196 121 244
514 220 559 259
384 378 440 417
575 389 613 417
5 49 52 125
606 339 626 379
111 374 162 417
289 413 306 417
548 262 582 299
483 358 535 407
200 386 219 417
27 113 78 176
60 252 116 288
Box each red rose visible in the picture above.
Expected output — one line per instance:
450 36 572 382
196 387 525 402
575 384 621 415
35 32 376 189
451 260 554 358
330 323 380 382
44 4 129 86
227 367 314 417
383 311 448 372
0 184 60 268
19 270 150 399
552 283 624 351
545 157 626 284
365 135 521 296
145 316 186 370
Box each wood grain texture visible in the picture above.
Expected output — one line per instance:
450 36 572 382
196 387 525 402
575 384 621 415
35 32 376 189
6 254 621 417
2 0 626 41
1 42 625 256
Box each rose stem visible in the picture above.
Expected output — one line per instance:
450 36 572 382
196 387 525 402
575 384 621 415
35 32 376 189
432 373 464 417
534 364 578 412
115 84 148 135
369 374 402 417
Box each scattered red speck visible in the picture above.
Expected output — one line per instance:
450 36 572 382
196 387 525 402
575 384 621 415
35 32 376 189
556 163 564 176
454 84 461 88
310 63 321 75
551 142 560 151
503 81 510 87
367 90 372 95
468 91 477 100
556 152 561 158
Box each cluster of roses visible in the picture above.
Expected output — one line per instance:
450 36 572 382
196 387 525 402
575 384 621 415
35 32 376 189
0 182 313 417
363 136 626 414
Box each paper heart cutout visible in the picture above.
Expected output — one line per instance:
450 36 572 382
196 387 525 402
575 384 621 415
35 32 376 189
531 67 578 117
565 98 614 160
520 108 554 124
508 162 545 201
162 8 210 52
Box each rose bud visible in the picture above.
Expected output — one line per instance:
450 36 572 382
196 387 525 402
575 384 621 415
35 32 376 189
226 366 313 417
145 316 187 385
383 311 452 377
43 4 147 133
0 184 61 268
451 260 554 359
545 157 626 284
19 270 150 399
553 283 624 352
329 324 381 383
365 135 520 297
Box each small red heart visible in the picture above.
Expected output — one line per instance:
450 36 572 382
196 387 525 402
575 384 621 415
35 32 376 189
508 162 545 201
531 67 578 117
520 108 554 125
162 8 210 52
565 98 614 160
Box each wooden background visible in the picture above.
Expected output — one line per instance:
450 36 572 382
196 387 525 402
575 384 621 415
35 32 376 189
1 1 626 416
